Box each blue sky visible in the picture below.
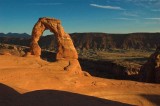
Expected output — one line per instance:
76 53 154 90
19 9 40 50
0 0 160 35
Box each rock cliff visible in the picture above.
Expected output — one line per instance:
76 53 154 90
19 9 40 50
139 47 160 83
0 33 160 50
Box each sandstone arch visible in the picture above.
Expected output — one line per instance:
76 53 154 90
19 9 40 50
30 17 78 60
30 17 83 75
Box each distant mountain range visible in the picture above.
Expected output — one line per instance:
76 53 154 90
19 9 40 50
0 32 160 50
0 33 30 38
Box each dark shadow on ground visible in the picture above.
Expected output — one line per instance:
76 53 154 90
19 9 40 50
140 94 160 106
41 51 56 62
0 83 135 106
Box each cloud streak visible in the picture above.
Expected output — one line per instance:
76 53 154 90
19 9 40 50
123 11 138 17
90 4 125 10
151 9 160 12
113 18 137 20
144 18 160 20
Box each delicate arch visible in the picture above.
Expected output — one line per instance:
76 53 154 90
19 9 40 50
30 17 78 60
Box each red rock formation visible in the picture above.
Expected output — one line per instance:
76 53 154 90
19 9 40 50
29 17 83 75
30 17 78 59
139 47 160 83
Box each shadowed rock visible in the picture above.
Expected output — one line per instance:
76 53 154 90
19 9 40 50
139 47 160 83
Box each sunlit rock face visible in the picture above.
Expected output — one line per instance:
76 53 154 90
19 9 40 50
139 47 160 83
30 17 83 75
30 17 78 59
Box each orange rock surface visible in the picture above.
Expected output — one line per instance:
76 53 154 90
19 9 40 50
0 55 160 106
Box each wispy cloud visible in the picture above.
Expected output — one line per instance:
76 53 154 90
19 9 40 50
144 21 160 24
144 18 160 20
125 0 160 8
151 9 160 12
113 18 137 20
125 0 160 4
123 11 138 17
144 18 160 24
28 3 63 6
90 4 125 10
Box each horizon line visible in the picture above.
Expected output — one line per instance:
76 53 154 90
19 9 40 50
1 31 160 35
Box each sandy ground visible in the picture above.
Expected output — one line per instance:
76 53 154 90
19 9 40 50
0 55 160 106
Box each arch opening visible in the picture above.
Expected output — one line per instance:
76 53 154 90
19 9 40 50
39 30 58 62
